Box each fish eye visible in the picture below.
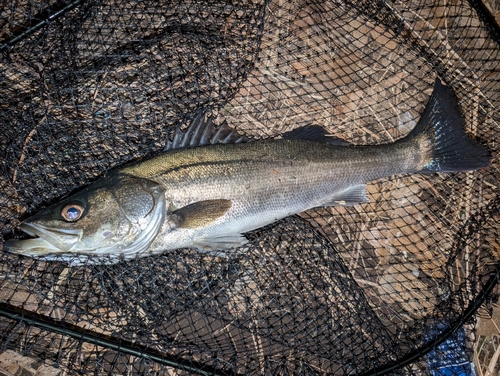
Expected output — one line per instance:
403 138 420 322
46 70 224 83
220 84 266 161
61 203 85 222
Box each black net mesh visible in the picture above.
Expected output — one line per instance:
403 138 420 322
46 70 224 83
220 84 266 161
0 0 499 375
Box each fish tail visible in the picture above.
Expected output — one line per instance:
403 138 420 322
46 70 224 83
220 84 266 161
404 79 490 173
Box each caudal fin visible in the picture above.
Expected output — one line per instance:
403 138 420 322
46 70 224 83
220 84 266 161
405 79 490 173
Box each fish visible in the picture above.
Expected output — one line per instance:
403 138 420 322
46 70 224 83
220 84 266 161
4 80 490 265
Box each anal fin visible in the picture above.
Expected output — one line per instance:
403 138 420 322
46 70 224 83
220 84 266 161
324 184 370 206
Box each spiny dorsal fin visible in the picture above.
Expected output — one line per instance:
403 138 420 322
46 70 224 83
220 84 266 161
282 125 350 146
165 111 250 151
171 199 232 228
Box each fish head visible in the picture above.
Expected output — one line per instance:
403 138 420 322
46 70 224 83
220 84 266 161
5 174 166 263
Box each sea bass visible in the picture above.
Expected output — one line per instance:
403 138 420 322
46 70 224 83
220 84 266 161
4 80 490 265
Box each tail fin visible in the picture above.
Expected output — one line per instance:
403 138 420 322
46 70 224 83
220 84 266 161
405 79 490 173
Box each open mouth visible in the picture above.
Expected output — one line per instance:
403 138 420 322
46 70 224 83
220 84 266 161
4 223 82 255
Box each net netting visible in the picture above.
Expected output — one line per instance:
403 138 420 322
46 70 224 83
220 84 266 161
0 0 499 374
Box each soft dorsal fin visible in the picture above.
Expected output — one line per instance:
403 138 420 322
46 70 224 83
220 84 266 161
165 111 250 151
282 125 350 146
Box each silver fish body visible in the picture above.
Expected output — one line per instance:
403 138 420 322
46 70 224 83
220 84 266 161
4 80 490 264
127 138 424 254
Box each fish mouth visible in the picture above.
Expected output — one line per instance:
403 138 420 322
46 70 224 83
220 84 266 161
4 223 82 256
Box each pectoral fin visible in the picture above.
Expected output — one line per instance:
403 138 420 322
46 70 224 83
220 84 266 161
171 199 232 228
325 184 370 206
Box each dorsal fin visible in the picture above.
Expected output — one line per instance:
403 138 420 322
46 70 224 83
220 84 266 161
165 111 250 151
282 125 350 146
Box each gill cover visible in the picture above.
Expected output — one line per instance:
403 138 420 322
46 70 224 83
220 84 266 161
94 174 167 258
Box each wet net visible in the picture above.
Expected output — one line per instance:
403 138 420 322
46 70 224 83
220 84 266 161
0 0 499 375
